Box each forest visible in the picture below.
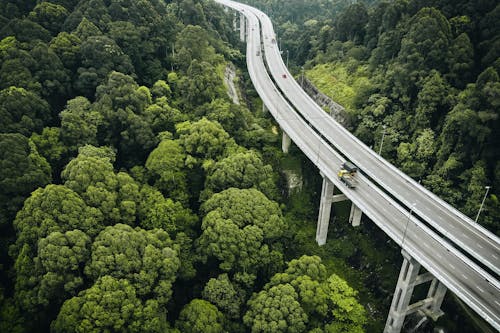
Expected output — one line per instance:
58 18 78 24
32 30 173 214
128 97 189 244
245 0 500 235
0 0 498 332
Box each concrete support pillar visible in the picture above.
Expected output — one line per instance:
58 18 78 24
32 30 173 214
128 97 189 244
282 131 291 153
384 251 421 333
233 13 237 31
239 13 246 42
349 203 362 227
316 175 334 246
384 251 447 333
262 102 267 113
423 279 446 320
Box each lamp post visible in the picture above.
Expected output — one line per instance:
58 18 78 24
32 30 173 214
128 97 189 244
286 49 289 68
378 125 386 155
402 203 416 249
475 186 491 223
301 66 304 86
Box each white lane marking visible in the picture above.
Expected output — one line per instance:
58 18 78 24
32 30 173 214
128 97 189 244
492 254 498 259
436 253 442 259
461 233 470 239
461 274 468 280
449 264 456 270
422 242 429 248
495 301 500 307
476 286 485 293
477 244 483 249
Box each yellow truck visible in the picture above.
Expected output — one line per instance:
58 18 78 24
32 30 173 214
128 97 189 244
338 162 358 189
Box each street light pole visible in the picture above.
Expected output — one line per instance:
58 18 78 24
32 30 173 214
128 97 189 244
378 124 387 155
301 66 304 86
286 49 289 68
402 203 416 249
475 186 491 223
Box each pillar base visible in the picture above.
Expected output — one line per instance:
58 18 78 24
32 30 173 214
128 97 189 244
384 250 447 333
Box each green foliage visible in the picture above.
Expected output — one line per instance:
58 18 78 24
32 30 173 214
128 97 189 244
28 2 69 35
176 118 237 164
197 188 285 283
60 96 102 152
11 184 101 259
0 86 51 136
0 133 51 227
85 224 180 307
62 145 141 225
245 256 366 332
52 276 169 333
202 273 242 319
176 299 225 333
244 283 308 333
145 138 188 204
202 149 278 201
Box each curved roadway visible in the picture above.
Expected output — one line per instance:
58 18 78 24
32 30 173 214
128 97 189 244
254 4 500 276
215 0 500 330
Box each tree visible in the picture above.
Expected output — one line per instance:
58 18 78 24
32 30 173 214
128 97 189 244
93 71 157 165
244 284 308 333
62 145 141 225
176 299 225 333
174 25 216 71
28 2 69 35
84 224 180 307
11 184 102 259
75 36 134 97
0 133 51 227
414 71 452 131
202 150 277 201
31 127 68 172
30 42 71 104
145 138 189 204
176 118 237 164
178 59 223 107
0 86 51 136
197 188 285 282
13 230 91 319
0 19 51 43
52 276 169 333
200 188 285 239
335 3 368 43
245 256 366 332
202 273 242 319
60 96 102 153
49 32 81 71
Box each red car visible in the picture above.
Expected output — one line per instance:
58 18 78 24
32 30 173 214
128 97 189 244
282 74 287 78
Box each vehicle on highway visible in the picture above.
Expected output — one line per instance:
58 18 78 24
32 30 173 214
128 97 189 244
282 74 287 78
338 162 358 188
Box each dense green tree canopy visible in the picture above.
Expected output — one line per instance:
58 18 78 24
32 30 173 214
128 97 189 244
202 149 277 200
175 299 225 333
52 276 169 333
85 224 180 307
0 133 51 227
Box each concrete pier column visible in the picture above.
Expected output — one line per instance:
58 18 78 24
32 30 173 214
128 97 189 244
262 102 267 113
384 250 421 333
233 12 237 31
349 203 362 227
282 131 291 153
423 279 446 320
316 175 334 245
239 13 246 42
